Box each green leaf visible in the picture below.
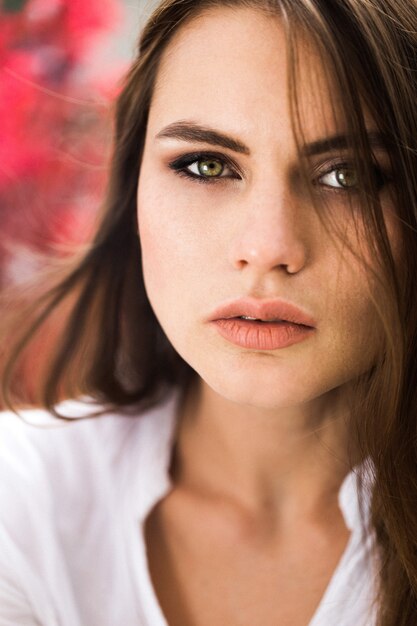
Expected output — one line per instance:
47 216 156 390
3 0 29 13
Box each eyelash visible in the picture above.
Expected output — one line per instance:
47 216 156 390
167 151 391 193
168 151 240 186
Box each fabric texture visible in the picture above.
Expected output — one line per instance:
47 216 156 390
0 387 377 626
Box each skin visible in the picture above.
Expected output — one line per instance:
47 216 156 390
136 7 397 624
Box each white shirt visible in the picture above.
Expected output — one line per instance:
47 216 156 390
0 386 378 626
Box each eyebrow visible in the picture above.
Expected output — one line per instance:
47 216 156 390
155 120 388 157
303 131 388 156
156 121 250 154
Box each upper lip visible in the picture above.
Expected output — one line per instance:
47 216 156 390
208 297 316 327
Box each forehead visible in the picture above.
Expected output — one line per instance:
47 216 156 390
148 6 344 144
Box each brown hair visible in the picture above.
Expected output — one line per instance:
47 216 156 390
2 0 417 623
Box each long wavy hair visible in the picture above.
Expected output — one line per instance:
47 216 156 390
1 0 417 623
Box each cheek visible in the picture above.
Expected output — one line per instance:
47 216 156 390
137 205 177 319
136 178 204 345
325 260 383 373
137 169 182 291
385 210 403 270
137 205 185 355
137 168 217 293
137 210 166 293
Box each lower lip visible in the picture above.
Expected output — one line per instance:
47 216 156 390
211 318 315 350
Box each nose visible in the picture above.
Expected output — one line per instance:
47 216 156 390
229 183 310 276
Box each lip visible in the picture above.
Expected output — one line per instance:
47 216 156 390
211 318 314 350
208 297 316 327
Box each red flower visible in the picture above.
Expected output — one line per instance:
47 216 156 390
0 0 125 267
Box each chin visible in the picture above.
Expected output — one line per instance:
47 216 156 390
192 359 321 411
170 333 347 410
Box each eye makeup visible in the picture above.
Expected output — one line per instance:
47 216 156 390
167 150 392 194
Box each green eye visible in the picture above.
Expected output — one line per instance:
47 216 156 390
198 159 224 177
168 151 240 185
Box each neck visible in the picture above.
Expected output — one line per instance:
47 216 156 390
170 378 360 529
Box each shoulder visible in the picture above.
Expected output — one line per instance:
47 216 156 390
0 400 121 625
0 388 180 623
0 398 136 482
0 399 131 524
0 388 180 502
0 387 180 533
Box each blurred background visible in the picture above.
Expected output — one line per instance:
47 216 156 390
0 0 159 403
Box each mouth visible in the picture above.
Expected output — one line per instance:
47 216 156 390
207 297 316 351
208 297 316 329
211 315 315 351
228 315 311 326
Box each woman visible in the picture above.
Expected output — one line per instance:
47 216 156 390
1 0 416 624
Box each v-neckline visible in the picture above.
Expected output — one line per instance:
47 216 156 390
122 387 376 626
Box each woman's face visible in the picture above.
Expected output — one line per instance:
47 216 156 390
137 7 395 409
